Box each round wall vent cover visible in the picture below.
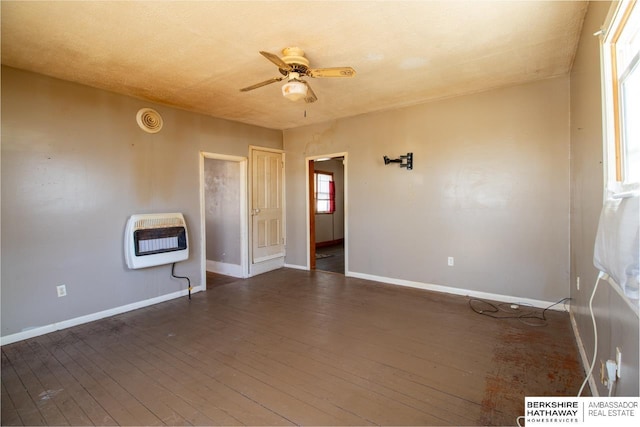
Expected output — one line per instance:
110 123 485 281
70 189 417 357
136 108 163 133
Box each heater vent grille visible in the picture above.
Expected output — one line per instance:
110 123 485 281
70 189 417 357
136 108 163 133
134 217 184 230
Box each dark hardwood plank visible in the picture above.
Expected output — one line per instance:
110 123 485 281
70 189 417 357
206 271 241 289
202 282 491 401
35 332 148 426
1 268 585 426
125 333 294 426
201 333 446 425
1 349 47 425
105 339 247 425
62 337 164 426
26 337 118 426
196 292 481 424
15 339 93 426
83 307 295 426
69 339 193 426
165 321 378 425
2 343 70 426
1 380 23 426
74 333 238 426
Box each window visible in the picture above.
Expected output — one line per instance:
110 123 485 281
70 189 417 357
601 0 640 192
314 171 335 214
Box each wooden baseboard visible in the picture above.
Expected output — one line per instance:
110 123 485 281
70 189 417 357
315 238 344 248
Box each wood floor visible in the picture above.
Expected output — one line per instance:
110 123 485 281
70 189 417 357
1 268 586 426
315 243 345 274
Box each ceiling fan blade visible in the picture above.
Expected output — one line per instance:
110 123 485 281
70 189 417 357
239 76 284 92
260 51 293 71
308 67 356 78
303 81 317 103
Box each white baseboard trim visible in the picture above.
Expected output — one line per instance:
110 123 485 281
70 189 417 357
284 263 309 271
569 310 599 397
346 270 565 311
249 257 284 277
206 259 245 278
0 285 205 346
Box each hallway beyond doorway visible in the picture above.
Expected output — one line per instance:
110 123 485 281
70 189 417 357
315 242 344 274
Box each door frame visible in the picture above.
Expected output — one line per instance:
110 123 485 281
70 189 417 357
248 145 286 277
306 152 348 272
199 152 249 287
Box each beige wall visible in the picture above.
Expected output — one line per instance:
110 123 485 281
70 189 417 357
569 1 639 396
1 66 281 338
285 76 570 303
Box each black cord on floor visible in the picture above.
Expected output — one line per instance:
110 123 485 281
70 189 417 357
468 297 571 326
171 262 192 300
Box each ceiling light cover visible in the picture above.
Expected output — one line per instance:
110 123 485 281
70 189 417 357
282 80 308 101
136 108 163 133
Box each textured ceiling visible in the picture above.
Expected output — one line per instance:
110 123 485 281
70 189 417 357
1 1 588 130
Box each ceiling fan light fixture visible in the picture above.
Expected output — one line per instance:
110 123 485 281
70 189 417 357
282 80 308 101
241 48 354 103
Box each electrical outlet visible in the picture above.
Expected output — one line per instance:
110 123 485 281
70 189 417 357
448 257 454 266
56 284 67 297
616 347 622 378
576 276 580 291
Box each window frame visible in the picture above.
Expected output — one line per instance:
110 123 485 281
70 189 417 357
314 170 335 214
600 0 640 197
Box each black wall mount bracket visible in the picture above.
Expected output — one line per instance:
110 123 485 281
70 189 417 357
383 152 413 170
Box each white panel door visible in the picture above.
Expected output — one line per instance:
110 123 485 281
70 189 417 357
251 148 284 270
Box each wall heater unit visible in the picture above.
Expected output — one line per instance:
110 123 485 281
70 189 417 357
124 213 189 269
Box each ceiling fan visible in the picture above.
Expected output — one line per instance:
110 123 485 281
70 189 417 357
240 47 356 103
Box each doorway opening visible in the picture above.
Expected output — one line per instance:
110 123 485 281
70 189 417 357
199 152 248 289
308 153 347 274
